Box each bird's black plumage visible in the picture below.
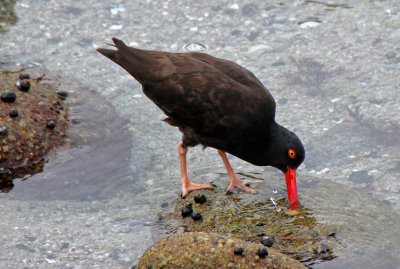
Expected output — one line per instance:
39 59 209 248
97 38 304 173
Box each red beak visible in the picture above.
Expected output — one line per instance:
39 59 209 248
284 167 298 210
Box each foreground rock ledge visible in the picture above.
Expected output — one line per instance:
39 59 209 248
137 232 306 269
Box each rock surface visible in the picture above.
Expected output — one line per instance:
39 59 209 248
164 188 337 264
0 68 68 191
137 232 306 269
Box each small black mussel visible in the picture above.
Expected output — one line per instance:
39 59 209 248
9 110 18 118
257 247 268 258
194 194 207 204
1 91 17 103
256 222 266 227
56 90 68 99
17 79 31 92
191 212 202 221
234 246 244 255
46 121 56 129
261 236 275 248
0 125 8 136
181 202 193 217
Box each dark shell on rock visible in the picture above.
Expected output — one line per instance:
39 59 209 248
182 205 193 217
47 121 56 129
9 110 18 118
0 124 8 136
56 90 68 99
1 91 16 103
194 194 207 204
191 212 202 221
17 79 30 92
234 246 244 255
257 247 268 258
261 236 276 248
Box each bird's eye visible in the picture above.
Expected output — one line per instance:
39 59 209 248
288 149 296 159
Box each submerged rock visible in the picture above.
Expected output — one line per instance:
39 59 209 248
137 232 306 269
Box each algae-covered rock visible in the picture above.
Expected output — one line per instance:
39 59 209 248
0 67 68 186
137 232 306 269
164 188 337 264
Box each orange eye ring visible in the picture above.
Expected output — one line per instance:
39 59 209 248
288 149 296 159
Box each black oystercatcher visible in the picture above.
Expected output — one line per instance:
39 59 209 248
97 38 305 210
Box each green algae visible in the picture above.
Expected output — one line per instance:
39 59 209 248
138 232 307 269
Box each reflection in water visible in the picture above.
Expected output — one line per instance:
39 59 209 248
0 0 18 32
0 159 45 193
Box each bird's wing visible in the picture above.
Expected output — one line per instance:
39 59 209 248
98 38 276 140
184 52 271 96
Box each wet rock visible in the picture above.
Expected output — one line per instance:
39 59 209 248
181 203 193 217
137 232 306 269
0 67 68 171
257 247 268 258
261 237 276 248
16 79 30 92
1 91 16 103
9 109 18 118
46 121 56 129
234 246 244 255
164 189 338 265
191 212 202 221
194 194 207 204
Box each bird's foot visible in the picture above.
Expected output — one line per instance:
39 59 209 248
226 177 258 194
181 181 215 198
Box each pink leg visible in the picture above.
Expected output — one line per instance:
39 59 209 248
218 150 258 194
179 141 215 197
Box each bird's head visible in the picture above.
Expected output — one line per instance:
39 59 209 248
265 122 305 210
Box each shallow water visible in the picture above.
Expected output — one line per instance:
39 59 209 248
1 0 399 268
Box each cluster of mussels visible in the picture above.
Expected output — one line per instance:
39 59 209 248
181 193 277 259
0 69 69 191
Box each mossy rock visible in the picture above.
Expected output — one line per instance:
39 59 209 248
163 188 337 264
137 232 306 269
0 67 68 181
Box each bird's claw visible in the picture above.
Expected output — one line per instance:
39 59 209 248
180 181 215 198
226 178 258 194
